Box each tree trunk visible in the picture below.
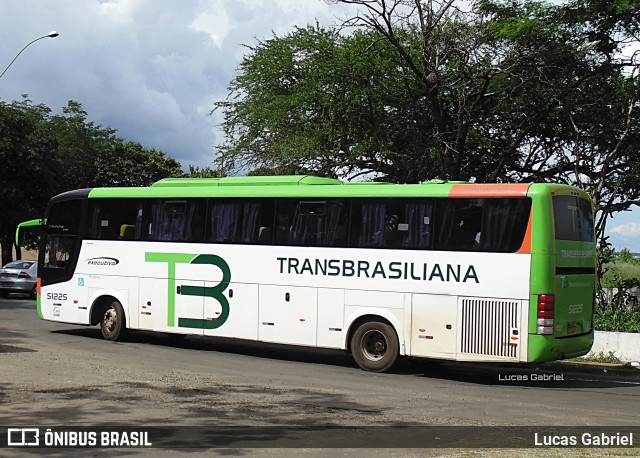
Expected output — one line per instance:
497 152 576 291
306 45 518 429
1 237 14 266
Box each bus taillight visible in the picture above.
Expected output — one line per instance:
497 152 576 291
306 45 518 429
536 294 555 335
37 277 41 296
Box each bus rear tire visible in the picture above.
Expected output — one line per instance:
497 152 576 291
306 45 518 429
101 300 126 341
350 320 399 373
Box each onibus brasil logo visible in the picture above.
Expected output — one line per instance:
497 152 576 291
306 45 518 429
145 252 231 329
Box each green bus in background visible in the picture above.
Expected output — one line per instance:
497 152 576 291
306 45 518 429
19 176 595 372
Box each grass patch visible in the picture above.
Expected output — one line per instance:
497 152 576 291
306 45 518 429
573 351 622 364
594 302 640 333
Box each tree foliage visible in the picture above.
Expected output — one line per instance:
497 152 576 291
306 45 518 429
215 0 640 251
601 248 640 305
184 165 225 178
0 98 182 265
0 99 55 264
215 25 433 181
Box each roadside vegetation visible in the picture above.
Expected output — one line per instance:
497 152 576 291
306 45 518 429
596 249 640 332
574 352 623 364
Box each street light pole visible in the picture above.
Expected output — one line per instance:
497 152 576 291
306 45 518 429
0 31 59 80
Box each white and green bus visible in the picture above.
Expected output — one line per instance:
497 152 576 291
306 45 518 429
20 175 596 372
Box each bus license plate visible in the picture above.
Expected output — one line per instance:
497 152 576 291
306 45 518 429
567 323 577 334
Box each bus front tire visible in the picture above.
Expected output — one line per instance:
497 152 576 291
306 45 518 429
350 320 399 373
101 301 126 341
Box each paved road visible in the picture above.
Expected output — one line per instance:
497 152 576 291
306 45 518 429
1 296 639 455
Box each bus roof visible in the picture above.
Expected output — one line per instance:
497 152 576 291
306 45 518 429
83 176 588 200
151 175 342 187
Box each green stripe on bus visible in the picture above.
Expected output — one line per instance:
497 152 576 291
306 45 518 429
178 317 225 330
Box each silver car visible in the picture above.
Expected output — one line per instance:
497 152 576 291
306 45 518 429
0 260 37 298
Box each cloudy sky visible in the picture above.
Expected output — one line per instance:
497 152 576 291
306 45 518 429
0 0 359 167
0 0 637 251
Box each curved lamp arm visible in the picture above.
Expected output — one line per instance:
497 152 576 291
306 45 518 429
0 31 59 80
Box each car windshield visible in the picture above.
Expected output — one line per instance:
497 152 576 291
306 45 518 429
3 261 35 270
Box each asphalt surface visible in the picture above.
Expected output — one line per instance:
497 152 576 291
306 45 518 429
1 295 639 456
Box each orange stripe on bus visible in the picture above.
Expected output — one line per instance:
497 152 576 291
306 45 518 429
516 210 533 254
449 183 530 197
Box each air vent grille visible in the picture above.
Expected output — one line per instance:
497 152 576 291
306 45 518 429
460 298 519 359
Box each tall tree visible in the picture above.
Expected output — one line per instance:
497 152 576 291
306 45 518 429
0 98 183 264
473 0 640 248
215 25 438 182
216 0 639 254
0 99 57 265
46 100 182 190
556 0 640 249
217 1 603 183
93 142 182 187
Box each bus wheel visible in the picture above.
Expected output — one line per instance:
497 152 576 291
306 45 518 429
101 301 126 341
351 320 399 373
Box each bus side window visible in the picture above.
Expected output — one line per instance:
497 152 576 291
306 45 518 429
432 199 481 251
88 199 143 241
402 202 432 249
276 199 347 247
147 199 205 242
352 200 385 248
454 209 483 251
352 198 433 250
433 198 531 252
208 202 242 243
478 198 531 252
206 199 274 245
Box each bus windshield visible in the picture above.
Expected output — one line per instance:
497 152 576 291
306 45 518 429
41 199 83 283
553 195 594 242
